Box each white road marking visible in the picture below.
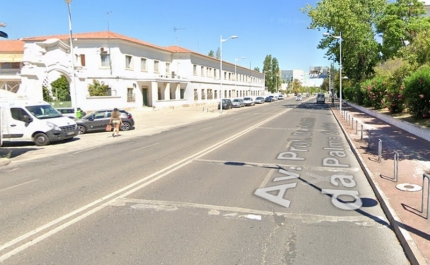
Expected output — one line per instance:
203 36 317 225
0 179 39 193
131 142 160 152
259 169 275 188
115 198 383 224
0 109 290 262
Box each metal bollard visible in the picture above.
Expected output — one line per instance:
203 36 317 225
352 117 354 129
367 130 371 149
378 139 382 163
355 120 358 134
361 124 364 139
421 174 430 219
394 151 399 182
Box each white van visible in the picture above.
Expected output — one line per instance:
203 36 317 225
0 100 78 146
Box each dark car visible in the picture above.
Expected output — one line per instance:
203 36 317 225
265 96 274 102
218 99 233 110
76 109 134 134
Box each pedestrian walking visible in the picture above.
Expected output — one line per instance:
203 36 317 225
109 108 123 137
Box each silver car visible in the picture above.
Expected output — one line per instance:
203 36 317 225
232 98 245 108
254 96 265 104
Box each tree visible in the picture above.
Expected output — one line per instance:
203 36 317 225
263 55 273 90
51 75 71 102
216 47 220 59
292 79 302 95
271 57 281 92
208 50 215 57
399 30 430 66
88 79 111 96
253 67 260 72
302 0 386 82
42 87 54 102
377 0 430 61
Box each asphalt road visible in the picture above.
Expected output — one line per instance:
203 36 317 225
0 97 409 264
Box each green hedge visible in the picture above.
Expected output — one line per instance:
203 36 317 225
404 66 430 119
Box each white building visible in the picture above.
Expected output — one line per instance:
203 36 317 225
281 69 305 85
1 31 264 110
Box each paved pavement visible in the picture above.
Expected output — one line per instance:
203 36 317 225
1 99 429 264
331 103 430 265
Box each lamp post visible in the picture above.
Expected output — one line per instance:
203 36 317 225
65 0 78 114
234 57 245 97
323 31 342 111
219 35 238 113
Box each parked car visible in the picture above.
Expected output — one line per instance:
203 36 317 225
271 95 278 101
296 94 302 101
76 109 134 134
243 97 255 106
254 96 265 104
265 96 274 102
316 93 325 103
278 94 285 100
56 107 87 120
218 99 233 110
232 98 245 108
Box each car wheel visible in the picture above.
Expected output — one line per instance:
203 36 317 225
34 133 50 146
78 125 87 134
121 122 131 131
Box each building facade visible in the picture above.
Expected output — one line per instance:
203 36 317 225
0 31 265 110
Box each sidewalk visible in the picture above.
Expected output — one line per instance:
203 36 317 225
331 103 430 265
0 103 226 163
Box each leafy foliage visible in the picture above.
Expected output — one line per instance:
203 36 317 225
42 86 53 102
377 0 430 60
51 75 71 102
403 66 430 119
88 79 111 96
302 0 386 82
208 50 215 57
216 48 220 59
360 77 387 109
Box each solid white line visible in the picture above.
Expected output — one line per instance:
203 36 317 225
199 125 214 131
0 179 39 193
0 109 290 262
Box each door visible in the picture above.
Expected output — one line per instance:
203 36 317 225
6 107 30 140
142 88 148 106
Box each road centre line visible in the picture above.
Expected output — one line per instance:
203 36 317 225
0 179 39 194
199 125 214 131
0 109 290 262
113 198 385 225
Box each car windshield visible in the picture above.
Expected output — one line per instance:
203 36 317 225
26 105 63 119
233 99 240 102
244 98 251 100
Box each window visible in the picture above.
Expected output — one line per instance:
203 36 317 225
208 68 212 78
141 58 147 71
101 54 110 67
193 65 197 75
10 108 28 122
201 66 204 77
166 63 170 75
94 112 106 119
208 89 213 99
127 87 135 102
76 54 86 67
154 60 159 73
202 89 206 100
180 88 185 99
194 89 198 100
125 55 133 69
0 62 21 69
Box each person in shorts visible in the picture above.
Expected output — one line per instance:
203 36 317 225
109 108 123 137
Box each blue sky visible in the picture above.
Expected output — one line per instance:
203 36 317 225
1 0 332 72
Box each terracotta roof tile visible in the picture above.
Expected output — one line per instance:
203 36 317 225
22 31 169 52
0 40 25 52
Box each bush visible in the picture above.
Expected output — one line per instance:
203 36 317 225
384 82 405 113
403 65 430 119
88 80 111 96
360 77 387 109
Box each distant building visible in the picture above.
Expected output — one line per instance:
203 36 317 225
0 31 264 110
424 0 430 16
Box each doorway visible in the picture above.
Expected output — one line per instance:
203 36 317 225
142 88 148 106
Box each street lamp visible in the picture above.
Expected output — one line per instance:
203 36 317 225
65 0 78 114
219 35 238 113
234 56 245 97
323 31 342 111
